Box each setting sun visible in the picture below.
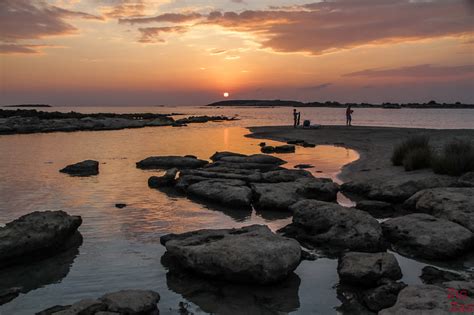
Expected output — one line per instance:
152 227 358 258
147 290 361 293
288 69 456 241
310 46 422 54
223 92 230 98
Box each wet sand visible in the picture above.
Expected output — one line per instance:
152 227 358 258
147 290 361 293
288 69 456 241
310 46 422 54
248 125 474 182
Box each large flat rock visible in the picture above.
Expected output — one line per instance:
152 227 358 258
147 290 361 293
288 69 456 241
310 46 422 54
59 160 99 176
279 200 386 253
136 156 208 169
381 213 473 260
0 211 82 268
404 187 474 232
186 179 253 208
160 225 301 284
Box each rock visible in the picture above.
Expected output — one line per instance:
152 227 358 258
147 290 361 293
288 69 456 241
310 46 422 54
0 287 21 306
260 169 313 183
186 179 253 208
355 200 396 218
287 140 305 145
404 187 474 232
259 142 266 147
175 175 210 191
381 213 473 260
458 172 474 187
420 266 470 285
52 299 107 315
206 161 281 171
279 200 385 253
337 252 402 287
302 142 316 148
218 154 285 165
115 203 127 209
100 290 160 314
36 305 71 315
148 168 178 188
136 156 208 169
294 164 314 169
274 145 295 153
341 174 458 203
210 151 247 161
0 211 82 268
160 225 301 284
251 178 339 211
180 168 262 182
59 160 99 176
261 145 275 153
379 285 474 315
362 280 407 312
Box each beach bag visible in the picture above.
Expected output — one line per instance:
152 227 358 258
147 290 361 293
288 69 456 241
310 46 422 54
303 120 311 127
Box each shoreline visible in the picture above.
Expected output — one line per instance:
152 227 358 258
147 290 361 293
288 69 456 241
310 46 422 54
247 125 474 182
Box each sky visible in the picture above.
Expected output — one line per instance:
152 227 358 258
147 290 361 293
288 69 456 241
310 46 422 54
0 0 473 106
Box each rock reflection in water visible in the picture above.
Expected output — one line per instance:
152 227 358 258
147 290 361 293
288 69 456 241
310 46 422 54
0 233 82 305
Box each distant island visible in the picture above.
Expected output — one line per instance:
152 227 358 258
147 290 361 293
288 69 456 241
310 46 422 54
208 99 474 109
3 104 52 108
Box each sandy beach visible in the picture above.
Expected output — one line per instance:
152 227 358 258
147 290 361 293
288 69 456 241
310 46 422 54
248 125 474 182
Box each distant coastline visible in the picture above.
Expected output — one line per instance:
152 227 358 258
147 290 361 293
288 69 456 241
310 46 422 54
208 99 474 109
3 104 52 108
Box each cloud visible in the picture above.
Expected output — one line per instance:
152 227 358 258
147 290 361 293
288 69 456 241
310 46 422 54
120 12 202 24
102 3 147 18
0 44 50 55
300 83 332 91
137 26 188 43
344 64 474 78
0 0 102 43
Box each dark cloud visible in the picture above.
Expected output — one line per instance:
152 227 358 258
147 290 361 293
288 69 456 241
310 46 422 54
120 12 202 24
300 83 332 91
0 0 102 42
344 64 474 78
137 26 188 43
0 44 46 54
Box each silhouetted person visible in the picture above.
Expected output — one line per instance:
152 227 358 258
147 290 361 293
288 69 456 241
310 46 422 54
297 111 301 126
293 109 298 128
346 105 353 126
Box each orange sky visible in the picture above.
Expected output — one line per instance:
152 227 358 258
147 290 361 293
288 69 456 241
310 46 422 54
1 0 473 105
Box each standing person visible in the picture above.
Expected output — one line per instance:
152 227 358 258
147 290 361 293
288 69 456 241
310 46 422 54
297 111 301 126
346 105 353 126
293 109 298 128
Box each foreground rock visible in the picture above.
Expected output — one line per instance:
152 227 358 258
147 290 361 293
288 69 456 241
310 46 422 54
186 179 253 208
379 285 474 314
457 172 474 187
136 156 208 169
279 200 385 253
252 178 339 210
355 200 396 218
404 187 474 232
362 280 407 312
342 174 458 203
0 211 82 268
160 225 301 284
338 252 402 287
148 168 178 188
59 160 99 176
36 289 160 315
420 266 471 285
381 213 473 260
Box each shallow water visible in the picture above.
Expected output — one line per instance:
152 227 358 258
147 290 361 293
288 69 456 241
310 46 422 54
0 109 472 314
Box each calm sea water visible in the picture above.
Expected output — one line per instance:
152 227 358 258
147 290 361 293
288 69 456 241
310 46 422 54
0 106 473 314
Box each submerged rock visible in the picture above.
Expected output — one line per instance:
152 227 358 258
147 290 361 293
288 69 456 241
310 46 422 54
381 213 473 260
160 225 301 284
0 211 82 268
404 187 474 232
59 160 99 176
337 252 402 287
279 200 385 253
148 168 178 188
274 145 295 153
186 179 253 208
136 156 208 169
294 164 314 169
379 285 474 315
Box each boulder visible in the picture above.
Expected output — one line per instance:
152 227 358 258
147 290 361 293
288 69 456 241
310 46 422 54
404 187 474 232
458 172 474 187
148 168 178 188
100 290 160 314
206 161 281 171
337 252 402 287
160 225 301 284
381 213 473 260
379 285 474 315
59 160 99 176
136 156 208 169
180 168 262 182
260 145 275 153
362 280 407 312
52 299 107 315
279 200 385 253
420 266 470 285
355 200 396 218
210 151 247 161
0 211 82 268
274 145 295 153
218 154 285 165
294 164 314 169
260 169 313 183
251 178 339 211
342 174 458 203
186 179 253 208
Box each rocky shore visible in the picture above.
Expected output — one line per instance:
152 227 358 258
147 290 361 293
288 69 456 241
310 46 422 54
0 109 237 135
